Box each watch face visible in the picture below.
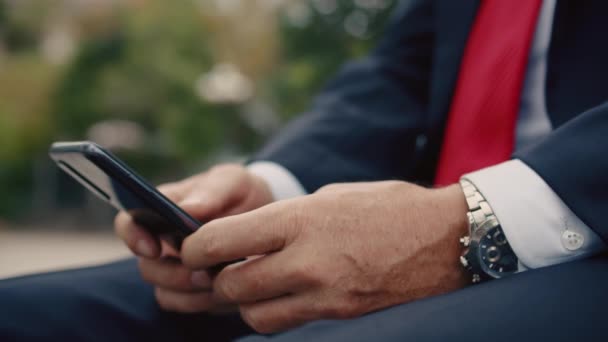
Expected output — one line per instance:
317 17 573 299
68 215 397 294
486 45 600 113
477 224 518 278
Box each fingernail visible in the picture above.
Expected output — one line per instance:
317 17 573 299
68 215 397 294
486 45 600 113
191 271 210 289
135 239 154 258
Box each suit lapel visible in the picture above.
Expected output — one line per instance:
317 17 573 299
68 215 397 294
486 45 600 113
413 0 479 182
428 0 479 126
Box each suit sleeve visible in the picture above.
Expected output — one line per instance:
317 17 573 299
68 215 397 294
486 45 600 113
514 101 608 243
464 160 605 269
253 0 434 193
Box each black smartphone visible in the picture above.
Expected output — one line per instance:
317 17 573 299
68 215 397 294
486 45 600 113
49 141 200 250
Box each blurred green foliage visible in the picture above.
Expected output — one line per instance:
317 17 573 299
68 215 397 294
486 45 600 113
0 0 394 222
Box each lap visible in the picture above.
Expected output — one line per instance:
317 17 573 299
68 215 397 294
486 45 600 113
0 259 252 342
2 255 607 341
243 254 608 342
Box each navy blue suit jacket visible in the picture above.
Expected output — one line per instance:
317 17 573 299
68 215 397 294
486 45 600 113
255 0 608 243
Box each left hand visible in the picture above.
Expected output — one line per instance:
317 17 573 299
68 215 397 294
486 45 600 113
114 164 275 314
181 181 470 333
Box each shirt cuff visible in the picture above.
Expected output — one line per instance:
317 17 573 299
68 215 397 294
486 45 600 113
464 159 605 270
247 161 308 201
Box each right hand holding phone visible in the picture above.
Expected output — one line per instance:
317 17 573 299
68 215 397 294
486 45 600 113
114 163 274 313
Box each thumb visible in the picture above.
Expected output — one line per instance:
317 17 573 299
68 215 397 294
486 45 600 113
178 190 235 221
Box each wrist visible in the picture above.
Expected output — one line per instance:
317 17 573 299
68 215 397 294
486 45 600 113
431 184 471 287
435 184 470 240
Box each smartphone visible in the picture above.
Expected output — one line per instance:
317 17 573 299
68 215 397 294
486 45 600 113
49 141 200 250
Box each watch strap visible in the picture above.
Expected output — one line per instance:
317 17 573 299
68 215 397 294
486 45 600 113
460 178 497 229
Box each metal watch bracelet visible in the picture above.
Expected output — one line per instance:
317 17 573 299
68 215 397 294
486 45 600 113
458 179 519 283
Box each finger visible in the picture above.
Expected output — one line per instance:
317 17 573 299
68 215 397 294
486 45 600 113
155 287 219 314
160 165 256 223
176 174 249 221
114 211 160 258
159 239 180 259
138 257 212 292
181 200 298 269
239 293 318 334
157 180 193 203
179 198 256 228
178 196 232 222
214 250 313 303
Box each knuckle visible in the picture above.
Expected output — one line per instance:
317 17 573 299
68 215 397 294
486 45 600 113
283 202 308 238
245 273 265 294
202 197 223 211
180 238 197 267
228 168 251 192
217 278 241 302
291 261 319 285
210 163 243 176
165 269 191 290
200 232 223 261
182 232 221 269
317 183 346 193
386 180 407 189
317 184 336 193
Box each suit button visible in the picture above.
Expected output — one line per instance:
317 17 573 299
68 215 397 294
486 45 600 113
561 230 584 251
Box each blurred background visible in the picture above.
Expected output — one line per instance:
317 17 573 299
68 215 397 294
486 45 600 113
0 0 395 277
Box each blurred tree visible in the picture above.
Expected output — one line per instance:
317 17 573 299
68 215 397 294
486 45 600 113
0 0 59 218
1 0 52 52
266 0 395 119
51 0 225 175
0 0 395 223
0 1 5 26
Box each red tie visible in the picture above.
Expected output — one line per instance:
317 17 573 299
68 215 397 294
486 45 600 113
434 0 542 186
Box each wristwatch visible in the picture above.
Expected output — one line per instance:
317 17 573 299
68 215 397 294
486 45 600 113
458 179 519 283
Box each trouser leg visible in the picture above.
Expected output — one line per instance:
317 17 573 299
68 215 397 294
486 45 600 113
0 259 253 342
241 255 608 342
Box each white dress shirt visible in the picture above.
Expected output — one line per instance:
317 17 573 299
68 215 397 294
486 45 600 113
248 0 605 271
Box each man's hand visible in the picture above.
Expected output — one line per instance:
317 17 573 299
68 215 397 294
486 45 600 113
114 164 274 313
179 181 470 332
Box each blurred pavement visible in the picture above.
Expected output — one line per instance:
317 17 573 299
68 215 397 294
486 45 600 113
0 228 131 279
